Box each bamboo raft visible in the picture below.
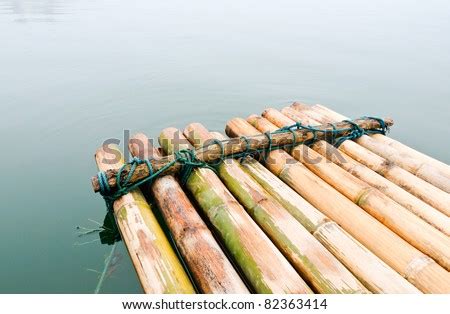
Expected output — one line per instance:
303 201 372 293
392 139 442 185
91 103 450 294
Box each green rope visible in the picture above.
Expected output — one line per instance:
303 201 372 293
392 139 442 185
325 123 337 146
175 149 218 186
263 131 273 162
238 136 257 163
206 139 225 167
97 117 388 210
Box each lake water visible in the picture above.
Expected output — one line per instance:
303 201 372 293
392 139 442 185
0 0 449 293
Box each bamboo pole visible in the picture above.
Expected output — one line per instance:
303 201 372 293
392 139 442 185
184 123 368 294
290 102 331 123
91 118 393 194
208 132 421 293
312 103 450 178
226 118 450 293
292 103 450 193
273 109 450 236
158 128 312 294
370 134 450 178
281 107 323 126
128 133 249 294
94 145 195 294
297 102 450 182
292 104 450 217
254 112 450 271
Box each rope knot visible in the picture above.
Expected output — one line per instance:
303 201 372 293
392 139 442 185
333 120 365 147
361 116 390 135
175 149 217 186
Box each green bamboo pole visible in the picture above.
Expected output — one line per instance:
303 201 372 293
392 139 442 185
128 133 249 293
184 123 369 294
225 118 450 294
95 145 195 293
158 128 312 294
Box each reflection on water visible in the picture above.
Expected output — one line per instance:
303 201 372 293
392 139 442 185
75 211 121 247
98 211 121 245
0 0 66 22
76 211 122 293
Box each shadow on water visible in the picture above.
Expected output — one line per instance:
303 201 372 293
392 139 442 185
79 194 201 293
76 211 122 293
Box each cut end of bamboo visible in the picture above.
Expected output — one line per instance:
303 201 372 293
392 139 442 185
129 132 160 160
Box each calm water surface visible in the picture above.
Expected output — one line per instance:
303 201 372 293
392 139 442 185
0 0 449 293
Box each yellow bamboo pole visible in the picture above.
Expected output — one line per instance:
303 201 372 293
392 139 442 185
226 117 450 293
94 145 195 294
159 128 312 294
292 104 450 217
312 103 450 179
208 131 421 293
281 107 321 126
370 134 450 179
255 112 450 271
273 109 450 236
128 133 249 293
184 123 369 293
293 103 450 193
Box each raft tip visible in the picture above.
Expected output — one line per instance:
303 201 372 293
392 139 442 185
130 132 149 140
246 114 259 120
291 101 310 109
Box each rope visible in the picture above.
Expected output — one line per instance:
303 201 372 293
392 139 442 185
97 117 388 210
238 135 255 163
333 120 364 147
326 123 337 146
361 116 390 135
263 131 273 161
207 139 225 167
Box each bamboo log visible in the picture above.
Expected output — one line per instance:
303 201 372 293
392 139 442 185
370 134 450 178
94 145 195 294
312 103 450 176
293 103 450 193
290 102 332 123
254 112 450 271
295 102 450 183
209 132 421 293
128 133 249 293
226 118 450 293
91 118 393 193
281 107 321 126
158 128 312 294
184 123 368 294
315 141 450 236
293 104 450 217
273 110 450 236
339 141 450 217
